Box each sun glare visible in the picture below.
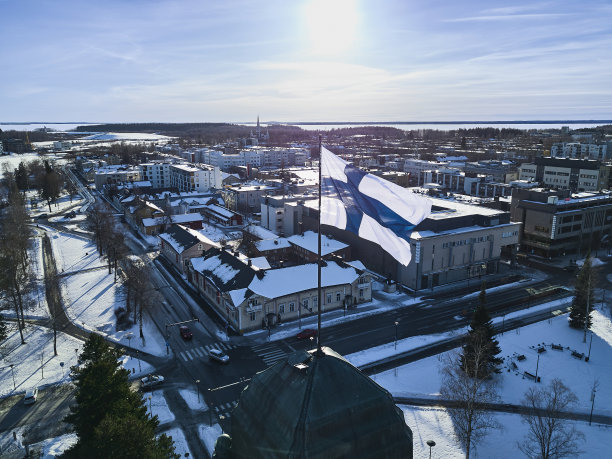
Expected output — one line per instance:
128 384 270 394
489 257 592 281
304 0 359 55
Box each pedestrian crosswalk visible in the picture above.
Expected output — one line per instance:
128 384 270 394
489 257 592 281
252 342 288 366
178 341 235 362
213 400 238 419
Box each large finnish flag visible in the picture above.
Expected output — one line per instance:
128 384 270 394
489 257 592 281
321 147 431 266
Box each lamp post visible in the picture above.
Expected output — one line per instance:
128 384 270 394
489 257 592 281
427 440 436 458
9 364 16 390
394 321 399 350
586 332 594 362
196 379 201 403
535 353 540 383
148 395 153 418
589 386 597 425
136 350 141 372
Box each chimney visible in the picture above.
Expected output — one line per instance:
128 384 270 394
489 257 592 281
248 259 252 266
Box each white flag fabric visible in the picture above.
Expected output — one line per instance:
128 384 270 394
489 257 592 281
321 147 431 266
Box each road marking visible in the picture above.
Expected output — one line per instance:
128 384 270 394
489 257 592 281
192 347 204 357
180 352 188 362
185 350 194 360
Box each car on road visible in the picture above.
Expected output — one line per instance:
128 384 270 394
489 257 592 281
23 387 38 405
208 348 230 364
179 325 193 340
296 329 317 340
140 374 164 390
37 213 48 219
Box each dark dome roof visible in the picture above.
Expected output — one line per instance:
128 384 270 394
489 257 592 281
228 347 412 459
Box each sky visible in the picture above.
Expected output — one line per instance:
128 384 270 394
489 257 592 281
1 0 611 123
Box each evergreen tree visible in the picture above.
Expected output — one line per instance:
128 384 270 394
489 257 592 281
460 282 503 378
63 334 177 458
91 413 179 459
569 255 594 329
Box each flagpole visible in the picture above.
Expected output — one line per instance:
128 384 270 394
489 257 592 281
317 134 322 354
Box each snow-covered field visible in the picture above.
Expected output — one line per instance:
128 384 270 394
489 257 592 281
52 230 166 356
367 308 612 457
0 324 83 397
144 390 175 425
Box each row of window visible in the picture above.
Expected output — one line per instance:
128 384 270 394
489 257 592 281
442 235 491 248
502 230 519 238
544 171 570 176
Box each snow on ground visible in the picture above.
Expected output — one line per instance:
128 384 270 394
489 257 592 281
50 231 103 272
179 388 208 411
119 355 154 379
346 298 572 368
365 308 612 457
404 405 612 459
30 193 83 218
161 427 192 458
37 433 78 458
0 324 83 397
199 424 223 456
577 256 606 267
144 390 175 425
52 230 166 356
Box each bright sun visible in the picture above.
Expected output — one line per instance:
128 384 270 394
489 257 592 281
304 0 359 55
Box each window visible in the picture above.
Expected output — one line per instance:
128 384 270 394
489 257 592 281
289 302 295 312
303 299 309 309
336 292 341 301
327 293 332 303
359 288 364 298
249 312 256 321
279 304 285 314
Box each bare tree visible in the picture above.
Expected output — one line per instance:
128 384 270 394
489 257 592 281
123 256 149 341
518 378 584 459
87 202 113 255
440 332 502 459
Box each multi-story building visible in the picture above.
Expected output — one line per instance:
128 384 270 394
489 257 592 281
260 194 315 236
188 247 371 333
169 164 222 192
297 196 521 291
463 160 518 183
94 165 141 189
404 159 446 184
550 142 608 161
222 183 278 213
510 188 612 257
140 162 172 188
517 157 610 192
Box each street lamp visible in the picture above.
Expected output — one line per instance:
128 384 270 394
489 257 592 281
534 353 540 383
427 440 436 458
136 350 141 372
586 332 594 362
394 321 399 350
9 364 16 390
148 395 153 418
589 386 597 426
196 379 201 403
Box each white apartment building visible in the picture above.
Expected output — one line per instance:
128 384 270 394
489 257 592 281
190 146 309 171
404 159 448 184
140 162 172 188
169 164 222 192
550 142 608 161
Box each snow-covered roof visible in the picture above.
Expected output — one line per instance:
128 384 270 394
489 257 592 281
141 213 203 227
287 231 348 256
247 261 360 300
255 238 292 251
159 224 217 253
245 225 277 240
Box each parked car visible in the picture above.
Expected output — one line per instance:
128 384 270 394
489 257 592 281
208 348 230 364
37 213 48 219
140 374 164 390
23 387 38 405
296 329 317 340
179 325 193 340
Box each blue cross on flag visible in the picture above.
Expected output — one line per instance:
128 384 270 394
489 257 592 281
321 147 431 266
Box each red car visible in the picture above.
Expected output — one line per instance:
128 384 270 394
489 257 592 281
179 325 193 340
296 329 317 340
